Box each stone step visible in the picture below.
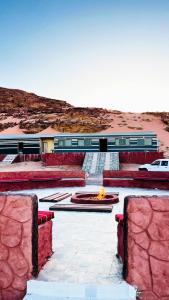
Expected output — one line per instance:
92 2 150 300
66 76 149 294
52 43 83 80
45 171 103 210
0 154 18 164
24 280 136 300
82 152 119 175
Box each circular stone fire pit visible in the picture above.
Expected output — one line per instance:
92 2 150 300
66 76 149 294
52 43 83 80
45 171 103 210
71 193 119 205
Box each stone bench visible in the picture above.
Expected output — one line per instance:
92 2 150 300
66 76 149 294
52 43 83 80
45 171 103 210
38 211 54 273
30 177 61 182
0 178 61 183
133 177 169 181
115 196 169 300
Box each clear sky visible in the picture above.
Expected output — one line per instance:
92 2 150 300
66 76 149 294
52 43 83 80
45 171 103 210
0 0 169 112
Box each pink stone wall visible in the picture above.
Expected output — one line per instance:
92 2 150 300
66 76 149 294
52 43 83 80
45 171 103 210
0 193 38 300
123 196 169 300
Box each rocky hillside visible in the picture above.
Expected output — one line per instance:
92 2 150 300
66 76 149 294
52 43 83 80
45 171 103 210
0 87 111 133
1 87 169 156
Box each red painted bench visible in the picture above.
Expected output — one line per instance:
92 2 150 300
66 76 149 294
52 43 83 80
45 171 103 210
38 211 55 272
31 178 61 182
38 211 54 225
115 214 124 262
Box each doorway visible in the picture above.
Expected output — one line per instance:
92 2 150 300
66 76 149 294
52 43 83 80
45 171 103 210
99 139 107 152
42 142 48 153
18 142 24 153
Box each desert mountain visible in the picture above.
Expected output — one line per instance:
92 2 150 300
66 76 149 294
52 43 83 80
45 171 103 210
0 87 110 133
0 87 169 156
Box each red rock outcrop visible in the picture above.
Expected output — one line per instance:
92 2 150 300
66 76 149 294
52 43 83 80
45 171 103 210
0 87 111 133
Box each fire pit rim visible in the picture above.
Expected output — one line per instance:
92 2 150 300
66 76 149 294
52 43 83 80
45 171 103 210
71 193 119 205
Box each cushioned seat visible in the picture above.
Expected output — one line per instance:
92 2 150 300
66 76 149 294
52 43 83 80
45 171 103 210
38 211 54 225
115 214 124 222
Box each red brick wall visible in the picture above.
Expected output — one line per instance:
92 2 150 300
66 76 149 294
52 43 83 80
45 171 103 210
124 196 169 300
119 151 163 164
103 170 169 190
104 170 169 179
43 153 85 166
0 170 85 180
18 154 42 162
0 171 85 191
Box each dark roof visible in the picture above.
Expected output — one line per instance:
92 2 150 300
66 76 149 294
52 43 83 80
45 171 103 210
0 131 157 140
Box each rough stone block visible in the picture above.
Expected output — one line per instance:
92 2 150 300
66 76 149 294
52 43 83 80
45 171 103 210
124 195 169 300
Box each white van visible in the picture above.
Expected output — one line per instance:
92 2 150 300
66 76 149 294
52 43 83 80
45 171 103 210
138 159 169 171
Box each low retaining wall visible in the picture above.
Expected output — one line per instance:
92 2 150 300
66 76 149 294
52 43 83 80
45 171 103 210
0 154 5 162
43 153 85 166
119 151 163 164
17 154 42 162
0 193 38 299
0 171 85 192
103 170 169 190
123 195 169 300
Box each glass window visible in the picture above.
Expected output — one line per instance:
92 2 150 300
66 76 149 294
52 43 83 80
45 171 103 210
161 161 168 166
91 139 98 143
108 138 115 143
78 139 84 146
137 139 145 146
119 139 126 146
65 139 72 147
115 139 119 146
129 138 137 145
58 140 64 147
151 160 160 166
145 138 152 146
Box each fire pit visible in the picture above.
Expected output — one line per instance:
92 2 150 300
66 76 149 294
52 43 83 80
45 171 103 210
71 187 119 205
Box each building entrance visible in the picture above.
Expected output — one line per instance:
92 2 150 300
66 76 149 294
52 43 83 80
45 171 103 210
18 142 24 153
99 139 107 152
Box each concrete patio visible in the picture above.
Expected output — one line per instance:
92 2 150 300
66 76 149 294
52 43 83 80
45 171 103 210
19 185 169 299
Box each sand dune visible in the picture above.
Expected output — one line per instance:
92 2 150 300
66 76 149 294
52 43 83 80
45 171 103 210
0 125 25 135
38 126 61 134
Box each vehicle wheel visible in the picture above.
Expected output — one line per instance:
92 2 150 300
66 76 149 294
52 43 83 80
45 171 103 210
139 168 148 171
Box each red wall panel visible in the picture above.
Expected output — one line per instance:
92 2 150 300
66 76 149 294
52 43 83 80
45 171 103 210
103 170 169 190
43 153 85 166
119 151 164 164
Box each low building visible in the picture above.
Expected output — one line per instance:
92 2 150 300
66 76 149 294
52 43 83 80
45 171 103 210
0 131 159 154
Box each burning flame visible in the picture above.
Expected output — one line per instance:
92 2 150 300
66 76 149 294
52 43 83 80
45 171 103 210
96 187 106 200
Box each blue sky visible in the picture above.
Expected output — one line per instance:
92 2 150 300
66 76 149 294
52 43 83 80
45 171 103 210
0 0 169 112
